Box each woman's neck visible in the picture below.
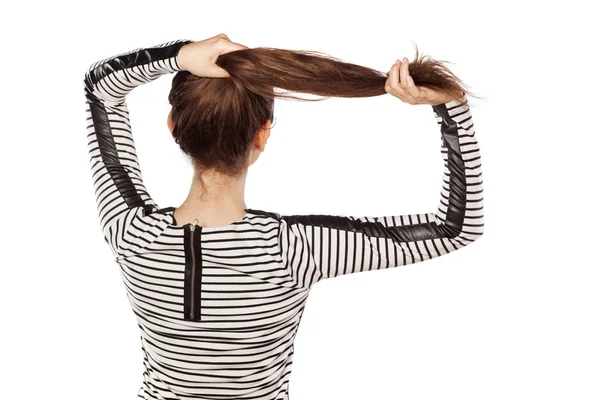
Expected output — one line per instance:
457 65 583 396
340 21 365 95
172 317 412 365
173 172 248 227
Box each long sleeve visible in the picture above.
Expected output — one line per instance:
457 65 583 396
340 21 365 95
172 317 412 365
83 39 192 255
280 94 484 289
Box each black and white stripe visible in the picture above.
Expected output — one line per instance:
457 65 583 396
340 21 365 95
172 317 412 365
84 39 484 400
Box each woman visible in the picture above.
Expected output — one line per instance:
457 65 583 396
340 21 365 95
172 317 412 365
83 33 484 400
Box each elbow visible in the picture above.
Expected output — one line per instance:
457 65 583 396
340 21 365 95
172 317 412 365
82 72 91 95
449 217 484 243
469 220 485 243
83 62 98 91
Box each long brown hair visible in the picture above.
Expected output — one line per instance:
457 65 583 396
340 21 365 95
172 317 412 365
168 43 480 190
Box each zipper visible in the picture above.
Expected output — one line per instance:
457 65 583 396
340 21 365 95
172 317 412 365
184 218 202 321
189 218 198 319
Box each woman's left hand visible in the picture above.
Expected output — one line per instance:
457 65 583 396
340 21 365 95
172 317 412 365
177 33 247 78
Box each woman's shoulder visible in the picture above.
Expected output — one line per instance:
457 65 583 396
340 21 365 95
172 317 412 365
246 208 282 220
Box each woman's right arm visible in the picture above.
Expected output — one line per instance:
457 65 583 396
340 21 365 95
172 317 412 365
280 93 484 289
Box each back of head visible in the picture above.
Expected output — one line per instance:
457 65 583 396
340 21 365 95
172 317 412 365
168 44 478 188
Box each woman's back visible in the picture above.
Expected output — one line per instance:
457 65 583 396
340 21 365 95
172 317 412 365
111 206 308 399
84 38 483 400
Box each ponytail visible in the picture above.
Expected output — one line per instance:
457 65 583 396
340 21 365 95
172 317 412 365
168 44 479 189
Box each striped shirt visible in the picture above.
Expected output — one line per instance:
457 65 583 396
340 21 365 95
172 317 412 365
83 39 484 400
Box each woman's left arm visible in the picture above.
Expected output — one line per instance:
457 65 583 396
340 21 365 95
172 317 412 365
83 39 192 254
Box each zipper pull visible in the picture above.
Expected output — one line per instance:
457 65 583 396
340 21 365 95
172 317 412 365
190 218 199 231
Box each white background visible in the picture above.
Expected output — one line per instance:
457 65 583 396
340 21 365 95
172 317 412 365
1 1 598 399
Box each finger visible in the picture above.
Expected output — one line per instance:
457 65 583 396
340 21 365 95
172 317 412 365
220 40 248 55
229 40 249 51
400 57 409 89
414 85 436 101
210 64 231 78
387 59 402 94
389 61 414 103
212 33 228 42
405 75 421 99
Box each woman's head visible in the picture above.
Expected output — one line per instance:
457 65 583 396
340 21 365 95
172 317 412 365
167 67 273 191
167 44 478 191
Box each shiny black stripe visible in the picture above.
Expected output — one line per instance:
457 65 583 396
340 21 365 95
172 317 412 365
281 101 466 241
86 95 146 210
84 40 191 218
84 40 192 87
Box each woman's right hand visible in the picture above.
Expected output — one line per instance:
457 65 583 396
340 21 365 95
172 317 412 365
385 57 462 106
